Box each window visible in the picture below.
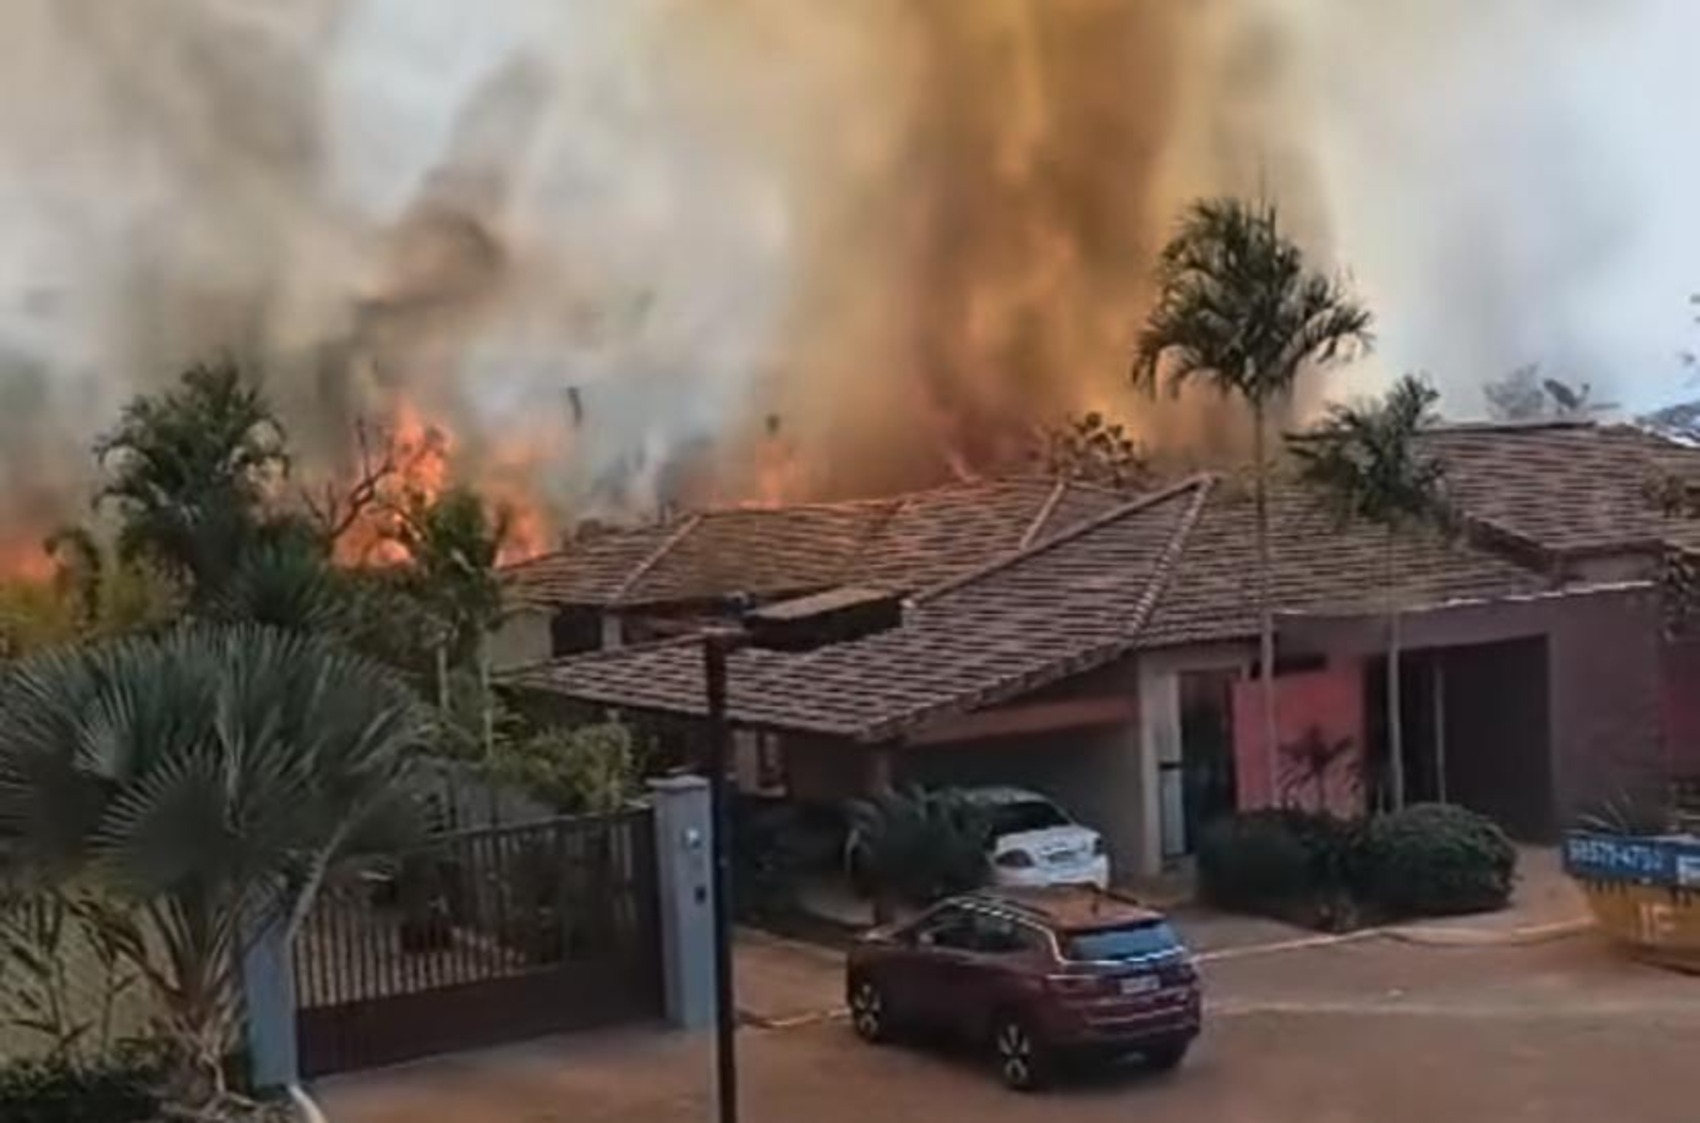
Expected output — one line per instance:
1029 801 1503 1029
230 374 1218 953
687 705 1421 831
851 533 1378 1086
969 912 1046 955
988 799 1071 838
912 907 978 950
1063 921 1182 963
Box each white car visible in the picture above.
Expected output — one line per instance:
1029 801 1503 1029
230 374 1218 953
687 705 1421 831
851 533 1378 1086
959 786 1111 890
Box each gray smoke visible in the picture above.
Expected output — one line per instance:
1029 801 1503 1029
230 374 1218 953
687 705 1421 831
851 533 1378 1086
0 0 799 541
1273 0 1700 415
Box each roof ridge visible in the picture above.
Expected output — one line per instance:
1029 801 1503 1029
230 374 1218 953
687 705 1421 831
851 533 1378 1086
688 493 913 519
861 477 1217 742
849 490 921 574
913 474 1219 606
612 513 702 605
1018 479 1069 550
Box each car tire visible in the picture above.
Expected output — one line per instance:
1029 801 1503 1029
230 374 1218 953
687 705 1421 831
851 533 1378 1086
991 1014 1049 1092
848 977 890 1044
1144 1039 1191 1072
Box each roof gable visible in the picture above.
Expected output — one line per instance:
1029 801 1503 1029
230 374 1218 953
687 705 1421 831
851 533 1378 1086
507 478 1211 739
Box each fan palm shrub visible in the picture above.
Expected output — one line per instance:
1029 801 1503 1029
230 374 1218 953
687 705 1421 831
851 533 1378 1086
0 625 430 1107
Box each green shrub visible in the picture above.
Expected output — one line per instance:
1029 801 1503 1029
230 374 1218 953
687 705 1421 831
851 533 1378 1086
731 797 844 922
0 1056 160 1123
1197 810 1318 912
1356 803 1516 917
492 722 647 815
1197 810 1363 927
844 787 991 909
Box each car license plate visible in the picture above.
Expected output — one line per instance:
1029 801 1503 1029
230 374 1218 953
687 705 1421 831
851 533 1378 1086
1119 976 1159 996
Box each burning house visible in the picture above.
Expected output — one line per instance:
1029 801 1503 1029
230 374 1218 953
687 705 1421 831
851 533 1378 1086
502 421 1700 879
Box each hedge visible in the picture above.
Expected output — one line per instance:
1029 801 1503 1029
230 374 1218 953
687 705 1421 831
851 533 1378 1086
1199 804 1515 927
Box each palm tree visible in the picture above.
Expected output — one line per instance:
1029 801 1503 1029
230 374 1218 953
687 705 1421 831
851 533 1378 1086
0 625 429 1105
94 359 289 604
387 486 512 827
1289 374 1449 810
1134 198 1373 798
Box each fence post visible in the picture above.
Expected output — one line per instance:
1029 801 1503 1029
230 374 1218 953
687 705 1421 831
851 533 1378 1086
241 919 301 1092
649 775 716 1031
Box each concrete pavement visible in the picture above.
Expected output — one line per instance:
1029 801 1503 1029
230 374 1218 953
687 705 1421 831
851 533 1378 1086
317 926 1700 1123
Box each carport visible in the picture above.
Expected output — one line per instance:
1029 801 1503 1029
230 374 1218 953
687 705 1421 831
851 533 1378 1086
1276 583 1665 839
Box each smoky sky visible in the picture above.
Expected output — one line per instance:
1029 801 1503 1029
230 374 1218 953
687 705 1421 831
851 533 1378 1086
3 0 1698 557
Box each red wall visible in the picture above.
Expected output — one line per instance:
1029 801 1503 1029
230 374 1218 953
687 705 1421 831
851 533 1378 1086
1663 641 1700 779
1233 662 1366 815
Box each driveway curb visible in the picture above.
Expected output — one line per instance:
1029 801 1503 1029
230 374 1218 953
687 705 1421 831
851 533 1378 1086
1380 917 1594 948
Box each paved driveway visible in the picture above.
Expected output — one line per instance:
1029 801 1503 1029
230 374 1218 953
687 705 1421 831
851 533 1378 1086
317 931 1700 1123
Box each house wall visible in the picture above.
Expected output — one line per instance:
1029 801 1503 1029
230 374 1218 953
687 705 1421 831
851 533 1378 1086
489 609 554 671
783 735 889 803
1230 661 1366 816
1546 588 1666 829
1664 640 1700 781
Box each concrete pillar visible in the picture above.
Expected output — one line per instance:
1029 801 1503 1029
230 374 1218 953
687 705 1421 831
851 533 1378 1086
649 775 716 1031
1137 662 1184 877
240 919 299 1092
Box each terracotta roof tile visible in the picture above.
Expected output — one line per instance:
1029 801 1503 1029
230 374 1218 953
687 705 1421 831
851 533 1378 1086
1419 422 1700 556
1139 482 1552 649
501 524 679 608
507 479 1211 739
506 422 1700 734
504 476 1131 609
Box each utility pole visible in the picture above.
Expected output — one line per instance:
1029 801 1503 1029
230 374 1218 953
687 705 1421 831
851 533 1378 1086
703 631 739 1123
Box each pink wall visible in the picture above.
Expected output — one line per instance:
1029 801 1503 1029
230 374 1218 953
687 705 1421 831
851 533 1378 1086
1663 641 1700 779
1232 662 1366 815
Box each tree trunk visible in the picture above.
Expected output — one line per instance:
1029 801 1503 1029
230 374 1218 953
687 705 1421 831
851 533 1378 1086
1253 398 1280 806
1386 528 1406 810
435 640 460 829
480 634 501 827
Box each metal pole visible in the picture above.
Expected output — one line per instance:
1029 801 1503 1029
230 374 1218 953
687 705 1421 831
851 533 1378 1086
703 634 738 1123
1433 656 1448 804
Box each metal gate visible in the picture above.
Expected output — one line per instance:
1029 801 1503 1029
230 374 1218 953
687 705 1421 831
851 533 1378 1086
293 810 661 1076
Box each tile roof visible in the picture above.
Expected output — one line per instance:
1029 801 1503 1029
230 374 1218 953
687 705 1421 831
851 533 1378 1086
1138 481 1554 649
506 420 1700 737
501 523 680 608
503 476 1128 609
506 478 1211 740
1417 422 1700 557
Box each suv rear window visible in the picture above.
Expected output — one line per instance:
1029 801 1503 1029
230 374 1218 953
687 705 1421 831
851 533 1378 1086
988 799 1070 837
1063 921 1182 962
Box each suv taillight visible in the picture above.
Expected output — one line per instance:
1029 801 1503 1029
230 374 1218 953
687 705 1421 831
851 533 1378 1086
1045 972 1108 997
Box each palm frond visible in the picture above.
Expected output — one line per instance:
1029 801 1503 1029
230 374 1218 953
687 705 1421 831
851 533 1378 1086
1289 374 1449 532
0 623 430 1087
1134 197 1373 406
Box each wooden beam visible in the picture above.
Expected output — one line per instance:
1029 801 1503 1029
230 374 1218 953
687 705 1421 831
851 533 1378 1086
906 696 1137 746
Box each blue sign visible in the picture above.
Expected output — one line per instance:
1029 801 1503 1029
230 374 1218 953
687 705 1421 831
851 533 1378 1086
1564 831 1700 888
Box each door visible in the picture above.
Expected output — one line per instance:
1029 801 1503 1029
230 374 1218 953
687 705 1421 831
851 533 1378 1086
1179 671 1238 850
946 910 1049 1041
895 905 979 1027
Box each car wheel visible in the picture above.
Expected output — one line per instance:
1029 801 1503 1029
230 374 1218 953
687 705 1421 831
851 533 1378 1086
849 978 889 1044
992 1014 1048 1092
1144 1039 1190 1072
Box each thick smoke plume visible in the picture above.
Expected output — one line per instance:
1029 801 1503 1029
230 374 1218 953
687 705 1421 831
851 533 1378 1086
2 0 1697 568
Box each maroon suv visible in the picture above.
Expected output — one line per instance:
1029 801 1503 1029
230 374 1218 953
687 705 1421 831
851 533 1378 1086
846 887 1201 1090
